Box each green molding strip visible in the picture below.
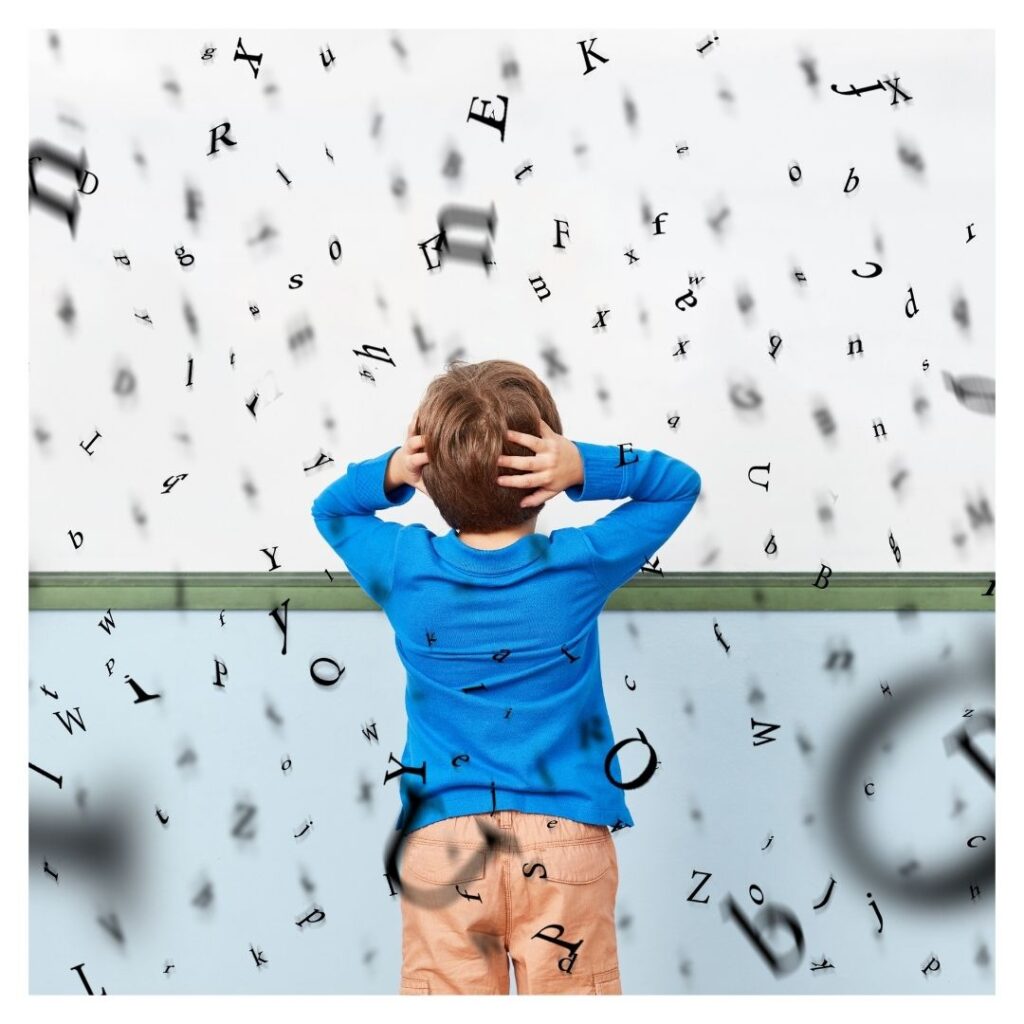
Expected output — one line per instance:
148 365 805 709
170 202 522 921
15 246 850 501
28 572 995 611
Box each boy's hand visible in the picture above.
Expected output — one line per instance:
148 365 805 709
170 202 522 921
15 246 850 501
496 419 583 508
386 413 430 495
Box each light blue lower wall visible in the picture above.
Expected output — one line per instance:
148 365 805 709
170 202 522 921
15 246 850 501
29 608 994 994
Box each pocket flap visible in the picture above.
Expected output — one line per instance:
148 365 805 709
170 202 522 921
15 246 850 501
402 840 487 884
525 839 613 884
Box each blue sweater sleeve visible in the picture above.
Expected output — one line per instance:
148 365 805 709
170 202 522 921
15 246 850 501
310 446 416 607
564 441 701 593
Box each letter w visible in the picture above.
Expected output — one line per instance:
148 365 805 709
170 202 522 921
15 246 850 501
750 718 781 746
54 706 87 735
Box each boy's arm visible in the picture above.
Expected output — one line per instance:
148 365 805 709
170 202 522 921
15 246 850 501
564 441 701 594
310 446 416 606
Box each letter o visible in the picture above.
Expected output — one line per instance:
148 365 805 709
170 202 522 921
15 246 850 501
385 789 496 909
309 656 345 687
820 651 994 905
604 727 658 790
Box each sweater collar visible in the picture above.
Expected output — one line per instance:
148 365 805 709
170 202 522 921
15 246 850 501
435 529 548 575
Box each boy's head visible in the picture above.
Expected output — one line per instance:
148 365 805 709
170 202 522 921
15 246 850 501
415 359 563 533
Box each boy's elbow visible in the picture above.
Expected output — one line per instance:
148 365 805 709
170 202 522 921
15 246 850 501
311 493 331 522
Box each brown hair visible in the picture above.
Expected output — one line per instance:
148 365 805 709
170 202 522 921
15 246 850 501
415 359 563 533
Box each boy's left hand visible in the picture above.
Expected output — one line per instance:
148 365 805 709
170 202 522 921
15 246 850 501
388 413 430 495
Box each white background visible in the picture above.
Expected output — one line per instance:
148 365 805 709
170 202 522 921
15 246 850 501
28 28 993 572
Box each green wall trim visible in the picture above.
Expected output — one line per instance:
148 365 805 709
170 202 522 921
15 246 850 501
27 572 995 611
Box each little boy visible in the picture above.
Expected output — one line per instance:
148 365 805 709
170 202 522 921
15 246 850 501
311 360 701 995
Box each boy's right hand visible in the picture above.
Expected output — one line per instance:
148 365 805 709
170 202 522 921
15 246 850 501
496 419 584 508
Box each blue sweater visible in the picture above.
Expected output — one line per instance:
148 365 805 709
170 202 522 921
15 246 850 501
310 441 701 833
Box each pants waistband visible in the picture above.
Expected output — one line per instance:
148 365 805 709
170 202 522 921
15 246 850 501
406 810 610 845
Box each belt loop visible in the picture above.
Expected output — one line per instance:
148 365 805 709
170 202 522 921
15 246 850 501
499 810 512 829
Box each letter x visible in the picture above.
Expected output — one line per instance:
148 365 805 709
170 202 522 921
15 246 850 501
882 77 912 105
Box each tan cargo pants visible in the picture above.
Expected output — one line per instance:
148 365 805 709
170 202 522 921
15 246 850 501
398 810 622 994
